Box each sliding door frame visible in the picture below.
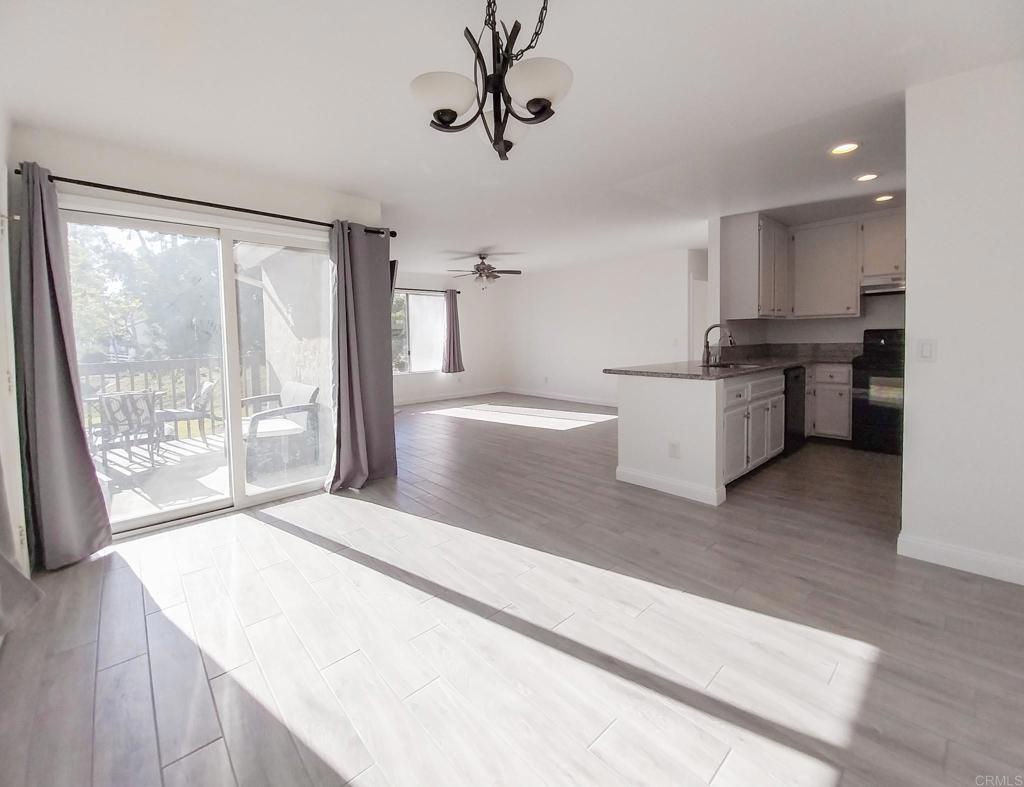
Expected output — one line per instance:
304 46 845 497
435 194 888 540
58 194 333 533
220 228 332 510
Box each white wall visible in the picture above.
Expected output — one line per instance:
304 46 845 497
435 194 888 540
501 250 689 406
0 111 30 576
391 272 508 406
727 293 906 345
899 60 1024 584
8 124 381 227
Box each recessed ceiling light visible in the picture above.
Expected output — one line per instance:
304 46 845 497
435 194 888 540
856 173 878 182
830 142 859 155
875 194 894 202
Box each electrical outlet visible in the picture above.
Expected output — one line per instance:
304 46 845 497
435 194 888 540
668 441 681 459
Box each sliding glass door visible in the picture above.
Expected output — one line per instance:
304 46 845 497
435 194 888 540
65 213 231 531
64 211 333 532
230 238 333 496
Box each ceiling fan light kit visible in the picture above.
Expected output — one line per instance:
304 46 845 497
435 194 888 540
410 0 571 161
448 254 523 290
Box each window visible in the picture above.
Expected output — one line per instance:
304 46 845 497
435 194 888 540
392 290 446 373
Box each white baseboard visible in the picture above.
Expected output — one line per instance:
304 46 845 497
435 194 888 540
616 466 725 507
393 386 506 407
898 534 1024 586
504 387 617 409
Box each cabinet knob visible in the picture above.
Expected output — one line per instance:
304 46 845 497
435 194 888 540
838 392 844 398
845 305 852 311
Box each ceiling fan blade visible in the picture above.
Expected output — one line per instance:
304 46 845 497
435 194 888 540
446 269 475 273
492 270 522 274
445 254 484 261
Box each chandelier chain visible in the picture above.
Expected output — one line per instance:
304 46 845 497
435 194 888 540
484 0 548 61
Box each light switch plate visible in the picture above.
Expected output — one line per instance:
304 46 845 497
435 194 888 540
917 339 937 362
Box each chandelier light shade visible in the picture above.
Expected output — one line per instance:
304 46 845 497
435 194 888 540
504 57 573 111
410 0 569 160
409 72 478 125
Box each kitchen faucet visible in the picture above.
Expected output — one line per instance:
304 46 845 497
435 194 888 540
702 323 735 367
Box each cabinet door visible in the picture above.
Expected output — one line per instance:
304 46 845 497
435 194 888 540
748 400 770 467
861 212 906 276
793 222 861 317
757 221 774 317
814 384 851 439
767 394 785 456
805 383 815 435
773 225 792 316
722 406 748 483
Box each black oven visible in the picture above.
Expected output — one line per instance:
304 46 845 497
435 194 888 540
852 329 904 455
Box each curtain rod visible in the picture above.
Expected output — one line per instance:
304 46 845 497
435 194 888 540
12 168 397 238
397 286 461 295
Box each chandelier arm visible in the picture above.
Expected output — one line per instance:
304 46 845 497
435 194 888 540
490 26 507 157
500 89 555 125
428 27 490 134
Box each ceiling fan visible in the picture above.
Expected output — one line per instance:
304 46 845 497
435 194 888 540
448 253 522 289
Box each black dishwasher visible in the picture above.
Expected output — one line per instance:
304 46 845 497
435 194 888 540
783 366 806 456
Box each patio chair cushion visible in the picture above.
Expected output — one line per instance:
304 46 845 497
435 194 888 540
241 416 306 439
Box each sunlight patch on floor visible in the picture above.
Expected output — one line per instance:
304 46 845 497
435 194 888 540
423 403 617 430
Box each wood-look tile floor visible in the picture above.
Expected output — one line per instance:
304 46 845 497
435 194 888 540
2 393 1023 787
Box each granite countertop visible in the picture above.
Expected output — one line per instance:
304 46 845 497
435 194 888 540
603 343 863 381
602 360 798 380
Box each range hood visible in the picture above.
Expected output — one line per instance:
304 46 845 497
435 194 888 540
861 273 906 295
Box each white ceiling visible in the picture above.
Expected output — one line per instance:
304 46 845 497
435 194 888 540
1 1 1022 272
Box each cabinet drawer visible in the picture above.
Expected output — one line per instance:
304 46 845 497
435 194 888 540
724 385 749 407
749 375 785 400
814 364 850 385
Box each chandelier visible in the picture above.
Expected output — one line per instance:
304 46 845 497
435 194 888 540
410 1 572 161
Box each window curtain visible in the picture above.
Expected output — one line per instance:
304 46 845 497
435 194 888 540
13 163 111 570
326 221 397 490
0 457 42 636
441 288 465 373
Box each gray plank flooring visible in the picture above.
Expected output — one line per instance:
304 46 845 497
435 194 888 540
2 393 1023 786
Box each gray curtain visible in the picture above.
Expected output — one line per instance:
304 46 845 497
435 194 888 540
13 163 111 570
441 288 465 373
0 458 42 636
326 221 397 491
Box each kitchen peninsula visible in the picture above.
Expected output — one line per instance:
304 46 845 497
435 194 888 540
603 361 788 505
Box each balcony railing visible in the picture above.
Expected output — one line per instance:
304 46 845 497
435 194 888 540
78 353 267 441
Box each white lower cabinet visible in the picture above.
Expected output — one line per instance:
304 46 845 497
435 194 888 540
722 406 749 483
748 399 770 467
813 385 851 439
768 394 785 455
722 374 786 484
806 363 853 440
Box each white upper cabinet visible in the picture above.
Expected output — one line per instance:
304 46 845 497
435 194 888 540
772 223 793 317
720 207 904 321
861 211 906 276
793 222 861 317
757 219 774 317
721 213 792 320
